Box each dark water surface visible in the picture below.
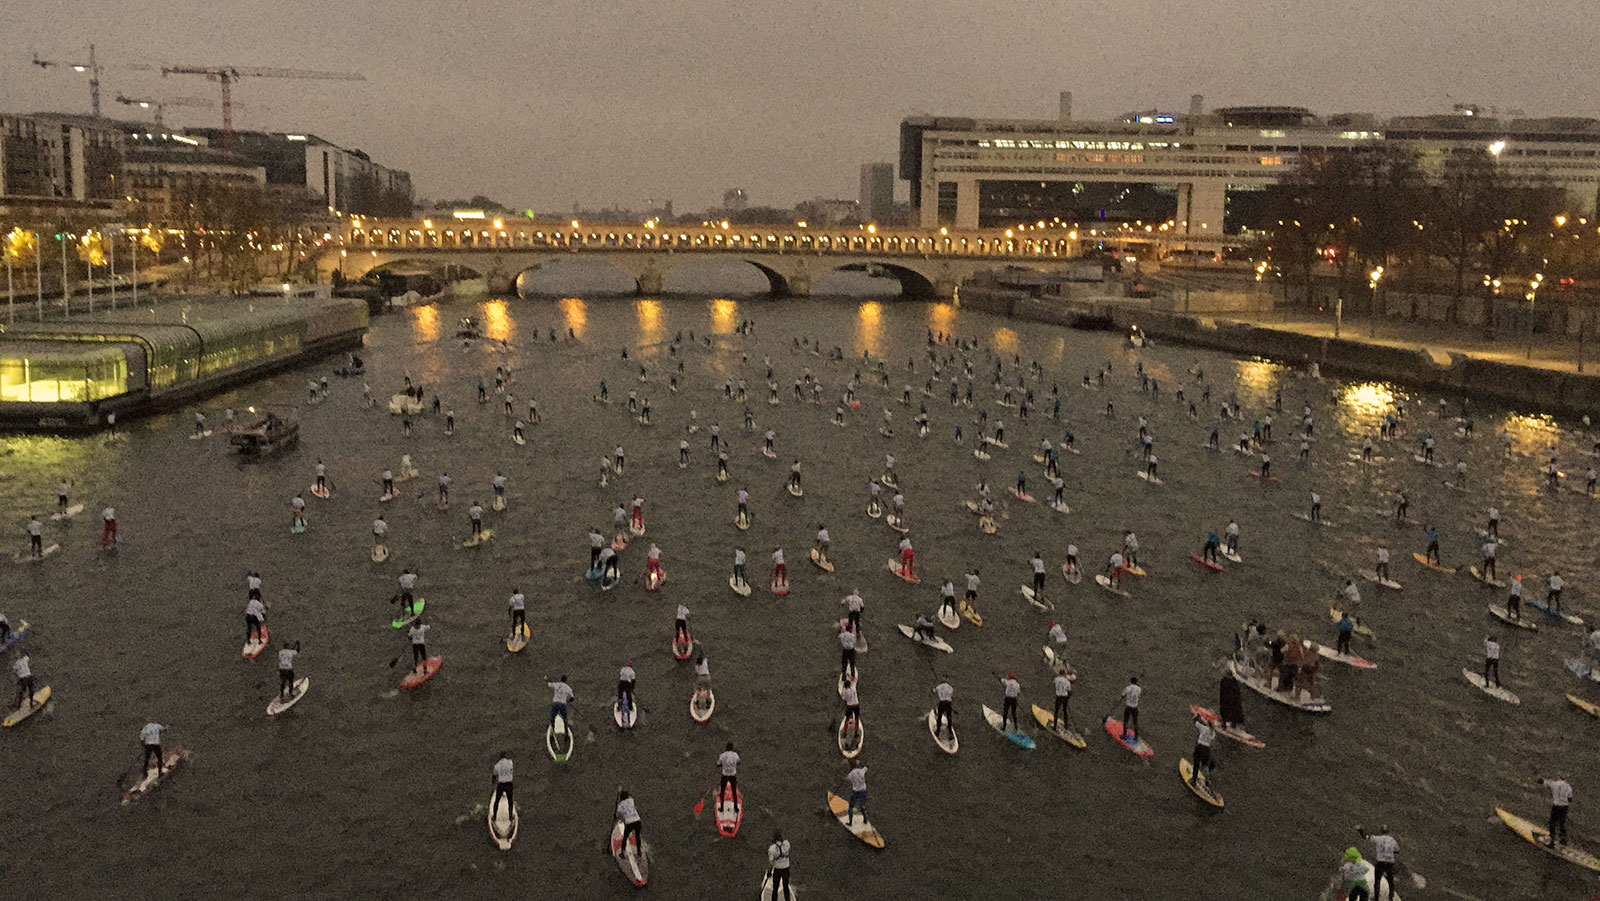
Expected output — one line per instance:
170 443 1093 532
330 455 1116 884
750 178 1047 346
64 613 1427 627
3 295 1597 900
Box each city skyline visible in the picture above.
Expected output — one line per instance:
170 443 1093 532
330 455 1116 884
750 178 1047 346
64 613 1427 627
4 1 1599 212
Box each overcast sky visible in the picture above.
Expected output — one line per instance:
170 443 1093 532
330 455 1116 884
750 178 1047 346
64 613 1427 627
5 1 1596 213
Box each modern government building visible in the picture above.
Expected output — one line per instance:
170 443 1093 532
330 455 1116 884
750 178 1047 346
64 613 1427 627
901 95 1600 241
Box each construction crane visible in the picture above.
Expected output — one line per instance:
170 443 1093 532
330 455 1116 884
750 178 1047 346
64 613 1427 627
32 43 105 116
160 65 365 149
113 94 213 128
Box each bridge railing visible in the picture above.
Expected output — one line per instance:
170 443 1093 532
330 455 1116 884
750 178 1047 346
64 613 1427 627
339 219 1228 260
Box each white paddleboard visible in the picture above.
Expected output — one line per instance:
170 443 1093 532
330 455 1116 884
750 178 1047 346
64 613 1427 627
266 678 310 715
50 503 85 521
488 793 518 850
927 709 958 754
1463 668 1520 704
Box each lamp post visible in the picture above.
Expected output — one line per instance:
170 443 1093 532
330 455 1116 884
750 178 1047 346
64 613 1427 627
35 232 43 320
60 232 69 316
1526 273 1543 361
1367 266 1384 338
131 230 139 307
5 244 12 324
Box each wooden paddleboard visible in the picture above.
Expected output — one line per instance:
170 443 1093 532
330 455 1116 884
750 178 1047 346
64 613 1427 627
826 791 884 849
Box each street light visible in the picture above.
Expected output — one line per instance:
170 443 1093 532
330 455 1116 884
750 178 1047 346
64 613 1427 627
1367 265 1384 337
1526 273 1543 360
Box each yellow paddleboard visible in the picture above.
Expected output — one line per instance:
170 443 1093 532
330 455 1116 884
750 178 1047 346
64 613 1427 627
1031 703 1086 748
959 600 984 627
1496 806 1600 871
826 791 884 849
507 622 530 653
1567 693 1600 718
1179 758 1225 808
4 685 51 727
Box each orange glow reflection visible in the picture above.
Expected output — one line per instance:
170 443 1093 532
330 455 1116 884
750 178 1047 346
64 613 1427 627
927 302 954 335
710 298 738 334
990 327 1019 354
560 297 588 340
412 305 439 342
483 299 511 342
856 301 883 357
636 299 664 346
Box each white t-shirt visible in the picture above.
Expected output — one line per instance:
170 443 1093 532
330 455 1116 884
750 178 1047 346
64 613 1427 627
934 682 954 702
409 624 429 645
494 758 513 783
676 605 690 621
510 592 525 611
695 659 710 678
838 630 856 650
734 549 746 566
1484 639 1500 660
845 766 868 792
966 574 980 591
619 665 635 682
548 682 574 704
1370 834 1398 863
1054 675 1071 697
1001 678 1020 698
140 722 164 745
768 839 791 868
245 600 265 621
772 549 785 565
1031 557 1045 574
12 656 30 679
1551 575 1565 591
373 520 388 536
1122 684 1142 708
1547 779 1573 806
398 573 417 590
616 797 640 823
841 683 858 705
247 575 262 591
718 750 740 775
1194 720 1214 747
278 648 297 670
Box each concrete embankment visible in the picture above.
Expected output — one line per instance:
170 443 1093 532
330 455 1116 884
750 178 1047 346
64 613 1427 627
975 288 1600 417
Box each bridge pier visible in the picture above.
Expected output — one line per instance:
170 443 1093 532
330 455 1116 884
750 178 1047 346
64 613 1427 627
637 262 663 296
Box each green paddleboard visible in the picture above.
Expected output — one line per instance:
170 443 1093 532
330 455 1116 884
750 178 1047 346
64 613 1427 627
391 598 426 628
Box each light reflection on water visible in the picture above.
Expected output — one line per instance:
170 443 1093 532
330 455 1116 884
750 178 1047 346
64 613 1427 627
856 301 883 357
990 326 1019 354
635 299 664 348
710 298 739 334
482 299 512 343
410 304 439 343
559 297 588 340
1502 412 1563 456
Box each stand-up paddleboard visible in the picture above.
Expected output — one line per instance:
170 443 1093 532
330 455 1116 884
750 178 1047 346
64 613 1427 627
866 501 882 519
378 491 397 504
1308 639 1376 669
611 820 649 886
1469 566 1506 588
714 787 744 837
266 678 309 715
512 434 526 446
488 793 518 850
507 622 531 653
959 600 984 626
982 704 1035 749
1102 716 1154 757
885 514 910 534
810 548 834 572
13 544 61 564
978 517 998 535
50 503 85 521
3 685 51 727
189 430 214 440
645 568 666 592
614 696 637 729
1248 471 1280 483
400 657 442 690
787 483 804 498
1495 806 1600 872
896 623 953 653
729 575 753 597
600 570 621 592
937 605 959 630
1346 453 1386 464
391 599 425 629
1526 597 1585 626
1094 574 1130 598
1014 489 1036 502
121 746 190 805
1045 497 1070 514
962 500 982 515
1411 455 1440 467
1442 479 1468 492
584 563 604 582
1189 705 1265 748
612 534 629 551
1567 693 1600 718
290 521 307 534
1030 703 1086 748
1566 658 1600 683
242 625 270 660
762 447 778 459
1488 605 1538 631
973 448 991 461
771 577 790 596
463 529 495 549
826 791 884 849
1061 563 1082 585
837 715 863 758
1121 564 1149 578
1411 552 1458 574
735 513 750 531
546 717 574 762
1189 552 1225 573
688 688 713 723
1359 570 1404 591
371 545 390 563
927 709 959 754
1227 660 1332 713
1293 512 1335 527
1134 472 1163 485
1329 608 1376 639
716 470 729 483
1019 586 1053 612
758 870 799 901
491 496 507 511
0 620 29 653
1179 758 1224 808
310 484 330 499
1042 645 1074 677
879 474 899 490
886 559 921 584
1220 548 1243 564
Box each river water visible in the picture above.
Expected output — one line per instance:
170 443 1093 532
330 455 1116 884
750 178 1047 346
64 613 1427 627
2 283 1597 900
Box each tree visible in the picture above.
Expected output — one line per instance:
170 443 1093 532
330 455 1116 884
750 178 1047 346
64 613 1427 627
1424 151 1501 322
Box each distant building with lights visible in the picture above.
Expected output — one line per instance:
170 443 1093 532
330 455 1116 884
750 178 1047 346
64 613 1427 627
186 129 413 218
901 97 1600 239
858 162 896 224
0 112 126 218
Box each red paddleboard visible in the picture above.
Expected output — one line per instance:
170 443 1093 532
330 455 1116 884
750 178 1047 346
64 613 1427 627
645 568 665 592
1189 704 1266 748
672 629 693 661
886 558 921 584
714 787 743 837
1103 716 1154 757
243 624 271 660
771 579 790 596
400 656 442 690
1248 471 1280 483
1189 552 1225 573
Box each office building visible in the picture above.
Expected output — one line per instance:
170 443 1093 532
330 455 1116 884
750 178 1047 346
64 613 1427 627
188 129 413 218
858 162 895 224
0 112 126 217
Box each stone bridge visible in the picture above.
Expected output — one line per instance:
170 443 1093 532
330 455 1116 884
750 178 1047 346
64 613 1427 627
316 217 1169 299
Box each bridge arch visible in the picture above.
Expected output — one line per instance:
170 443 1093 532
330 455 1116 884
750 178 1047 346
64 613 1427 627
515 257 642 297
357 257 483 281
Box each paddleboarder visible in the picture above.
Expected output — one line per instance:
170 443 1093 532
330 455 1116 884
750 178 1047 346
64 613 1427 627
766 831 794 901
588 528 604 571
843 763 869 827
244 597 266 645
1355 826 1399 900
1051 669 1072 729
772 547 787 590
1191 714 1216 782
1547 572 1565 612
732 547 747 590
615 789 643 851
1423 525 1441 565
1337 847 1374 901
1538 776 1573 846
277 642 299 700
491 751 514 823
1480 539 1498 581
1120 676 1142 740
998 673 1021 732
509 588 527 637
1030 553 1047 599
939 580 957 621
841 589 864 632
1218 667 1245 729
11 654 36 711
1507 574 1524 619
933 680 955 737
717 742 741 814
139 721 168 777
397 569 418 613
100 506 117 549
838 624 858 678
546 676 574 731
291 493 307 529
